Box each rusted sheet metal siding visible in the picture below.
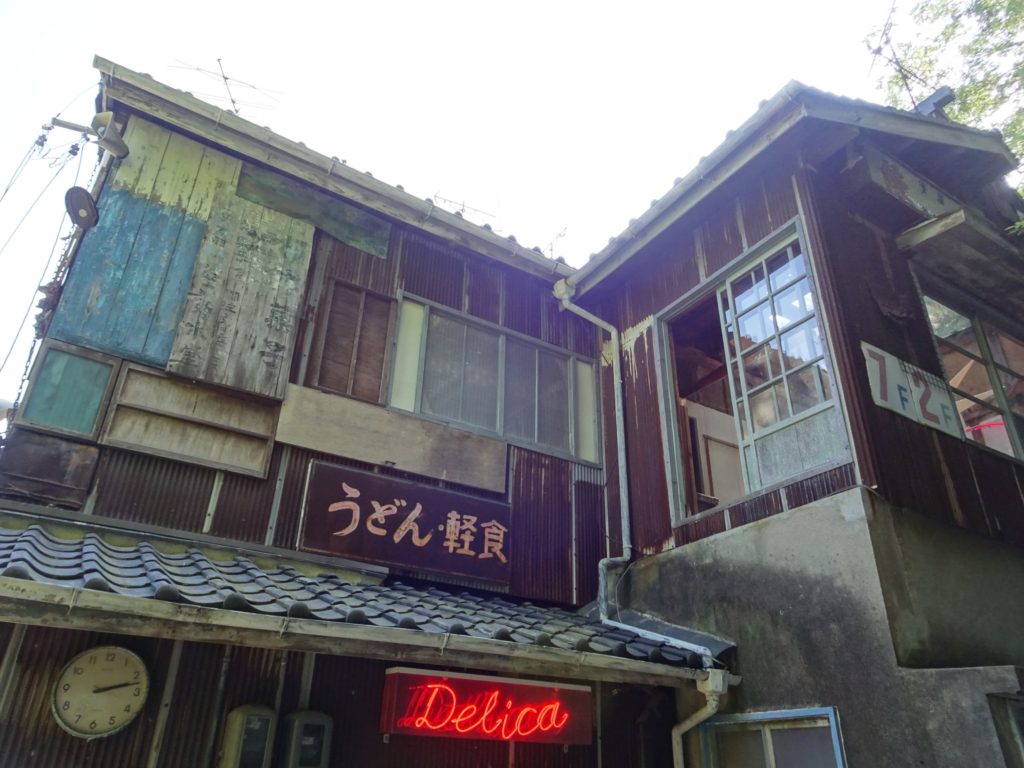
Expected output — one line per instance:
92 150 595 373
467 257 503 324
621 324 673 554
510 446 574 603
504 271 545 339
221 645 283 713
783 462 857 509
320 229 399 295
309 654 511 767
158 641 224 768
400 230 465 310
0 626 166 767
600 361 623 557
0 429 99 508
805 168 1024 541
92 448 214 532
574 464 607 606
210 444 286 542
700 203 745 277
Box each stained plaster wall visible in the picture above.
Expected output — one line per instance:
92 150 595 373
622 488 1021 767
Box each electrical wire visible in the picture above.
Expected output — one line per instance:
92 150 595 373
0 139 44 206
0 150 79 375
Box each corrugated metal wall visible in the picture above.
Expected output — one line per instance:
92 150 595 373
211 445 285 543
573 465 607 606
157 641 224 768
0 626 169 767
806 166 1024 544
91 448 214 532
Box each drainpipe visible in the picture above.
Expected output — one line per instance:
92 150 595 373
553 278 632 621
672 669 729 768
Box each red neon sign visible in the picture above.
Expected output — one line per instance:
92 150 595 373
380 668 592 744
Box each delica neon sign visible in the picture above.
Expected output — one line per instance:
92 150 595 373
380 668 592 744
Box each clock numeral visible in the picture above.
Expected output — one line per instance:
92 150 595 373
72 666 83 676
88 655 96 665
106 652 116 662
133 670 140 680
133 688 141 697
89 720 97 730
123 704 131 714
61 700 70 711
108 716 116 726
61 683 70 693
74 714 81 724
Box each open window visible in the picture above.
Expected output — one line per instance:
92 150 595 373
663 235 851 520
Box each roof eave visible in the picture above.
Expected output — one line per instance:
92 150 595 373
93 56 574 283
568 83 1018 299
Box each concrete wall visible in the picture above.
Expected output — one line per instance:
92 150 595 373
623 488 1022 767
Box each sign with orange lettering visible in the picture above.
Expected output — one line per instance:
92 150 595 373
380 668 592 744
301 462 511 583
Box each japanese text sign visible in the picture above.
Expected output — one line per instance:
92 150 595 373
861 341 963 439
380 668 592 745
301 461 512 583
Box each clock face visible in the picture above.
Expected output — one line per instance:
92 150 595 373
51 645 150 739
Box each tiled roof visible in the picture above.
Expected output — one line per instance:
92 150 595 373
0 522 718 669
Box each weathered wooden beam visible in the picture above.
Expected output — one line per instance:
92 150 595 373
0 577 715 688
843 141 962 222
93 57 571 283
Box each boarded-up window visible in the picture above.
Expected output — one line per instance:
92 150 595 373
308 280 393 403
19 341 119 439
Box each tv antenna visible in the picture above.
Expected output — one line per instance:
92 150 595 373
169 60 282 116
545 227 567 260
432 192 495 220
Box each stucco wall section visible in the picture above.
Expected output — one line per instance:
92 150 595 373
624 488 1021 767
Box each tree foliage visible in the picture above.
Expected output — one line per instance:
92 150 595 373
874 0 1023 176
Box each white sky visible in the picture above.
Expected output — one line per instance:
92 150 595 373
0 0 901 404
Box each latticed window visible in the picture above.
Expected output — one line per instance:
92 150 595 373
923 295 1024 458
390 298 599 462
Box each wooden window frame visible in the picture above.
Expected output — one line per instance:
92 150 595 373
919 286 1024 460
16 339 122 441
306 277 396 404
389 293 602 464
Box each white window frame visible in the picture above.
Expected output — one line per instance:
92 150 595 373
699 707 847 768
388 293 601 463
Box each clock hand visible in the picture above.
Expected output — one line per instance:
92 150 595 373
92 681 136 694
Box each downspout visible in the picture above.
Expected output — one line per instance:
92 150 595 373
672 669 729 768
553 278 632 621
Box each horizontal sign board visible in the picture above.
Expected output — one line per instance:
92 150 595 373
380 668 592 744
861 341 963 439
301 461 511 583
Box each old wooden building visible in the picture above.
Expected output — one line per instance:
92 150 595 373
561 85 1024 766
0 58 737 768
2 55 1024 768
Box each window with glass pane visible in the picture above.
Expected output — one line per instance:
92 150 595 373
721 242 832 440
392 299 598 459
923 295 1024 458
703 713 844 768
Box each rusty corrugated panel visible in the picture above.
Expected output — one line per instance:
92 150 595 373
600 362 623 557
763 167 799 229
573 464 606 606
504 271 544 340
0 621 13 658
0 626 165 767
962 444 1024 545
568 312 600 359
221 646 282 712
700 202 745 276
210 444 284 543
783 463 856 509
675 509 728 546
399 230 464 310
738 177 774 246
159 641 225 768
622 325 673 554
541 295 568 348
466 258 502 324
509 446 573 604
308 654 510 767
320 229 399 296
92 448 213 532
726 489 783 527
0 428 98 508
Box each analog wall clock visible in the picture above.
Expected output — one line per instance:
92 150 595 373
51 645 150 739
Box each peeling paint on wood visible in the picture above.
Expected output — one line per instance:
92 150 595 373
167 189 313 399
